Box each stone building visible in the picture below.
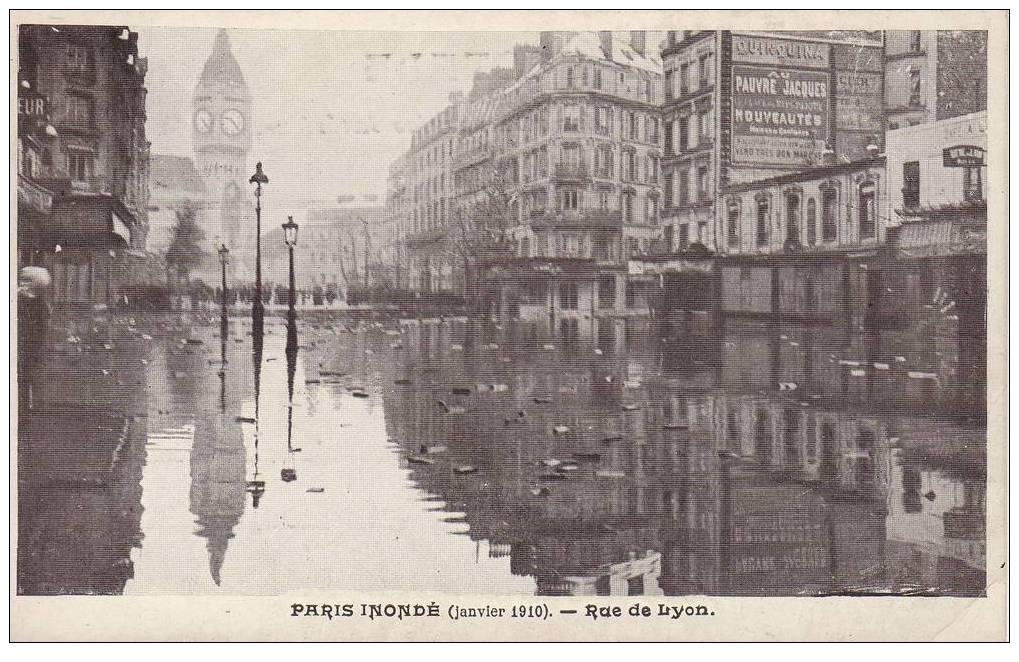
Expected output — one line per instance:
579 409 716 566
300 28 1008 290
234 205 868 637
147 154 210 255
481 30 664 337
17 24 155 306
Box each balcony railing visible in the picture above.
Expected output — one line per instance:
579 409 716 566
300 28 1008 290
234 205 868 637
553 161 590 181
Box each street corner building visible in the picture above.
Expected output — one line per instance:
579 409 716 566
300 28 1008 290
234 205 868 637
17 24 163 308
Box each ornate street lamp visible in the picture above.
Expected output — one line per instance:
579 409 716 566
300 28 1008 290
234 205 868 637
249 162 269 334
282 216 299 326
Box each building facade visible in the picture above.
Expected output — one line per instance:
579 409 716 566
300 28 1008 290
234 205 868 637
484 30 665 336
17 24 154 305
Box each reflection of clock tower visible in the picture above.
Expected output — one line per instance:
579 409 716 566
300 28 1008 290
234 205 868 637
193 29 253 276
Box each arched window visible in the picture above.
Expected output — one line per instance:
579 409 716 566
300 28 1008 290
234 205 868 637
727 198 740 249
806 197 817 245
821 184 838 242
858 181 877 239
785 190 801 244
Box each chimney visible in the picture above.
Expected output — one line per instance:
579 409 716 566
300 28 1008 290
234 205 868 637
629 30 646 57
599 31 613 60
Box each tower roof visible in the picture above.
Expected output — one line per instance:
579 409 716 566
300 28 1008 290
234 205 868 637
196 29 251 100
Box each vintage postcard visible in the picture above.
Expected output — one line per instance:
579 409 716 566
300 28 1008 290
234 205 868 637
10 9 1008 642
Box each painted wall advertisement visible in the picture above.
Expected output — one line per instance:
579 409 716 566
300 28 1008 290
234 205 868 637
730 64 830 167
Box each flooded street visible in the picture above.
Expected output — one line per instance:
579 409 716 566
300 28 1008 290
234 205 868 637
17 312 986 598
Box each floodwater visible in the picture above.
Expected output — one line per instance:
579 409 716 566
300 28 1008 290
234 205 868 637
17 309 987 597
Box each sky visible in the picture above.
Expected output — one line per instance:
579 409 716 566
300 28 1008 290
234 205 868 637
138 27 538 216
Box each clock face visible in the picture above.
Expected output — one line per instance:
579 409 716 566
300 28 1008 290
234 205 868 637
194 109 213 133
220 109 245 136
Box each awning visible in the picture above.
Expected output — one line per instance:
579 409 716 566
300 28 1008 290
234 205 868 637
26 191 138 249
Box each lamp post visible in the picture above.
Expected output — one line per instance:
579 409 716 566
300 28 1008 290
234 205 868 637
283 216 299 329
249 162 269 335
217 244 229 409
217 243 230 317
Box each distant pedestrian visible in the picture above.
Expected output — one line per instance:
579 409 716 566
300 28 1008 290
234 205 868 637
17 266 52 411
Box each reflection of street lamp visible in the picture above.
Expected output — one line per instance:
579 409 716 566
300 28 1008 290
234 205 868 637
248 162 269 334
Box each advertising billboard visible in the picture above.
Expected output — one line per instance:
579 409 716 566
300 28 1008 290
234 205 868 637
731 64 830 167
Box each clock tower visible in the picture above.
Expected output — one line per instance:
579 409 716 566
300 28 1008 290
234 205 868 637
193 29 253 278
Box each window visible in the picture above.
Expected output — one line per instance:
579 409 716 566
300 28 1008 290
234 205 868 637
622 150 636 182
698 54 711 89
859 182 876 239
664 70 673 100
821 187 838 242
559 282 578 310
663 173 674 208
561 189 579 210
697 165 710 201
663 121 673 154
664 225 674 252
678 116 689 151
679 223 689 249
65 44 91 73
622 192 634 222
806 197 817 245
566 66 575 88
756 197 769 247
598 190 610 211
700 109 713 141
598 275 616 309
963 166 983 201
679 168 689 204
67 151 93 180
647 196 658 224
595 145 613 178
689 113 699 150
628 112 637 140
625 281 637 309
902 161 920 207
66 95 93 126
649 156 658 183
563 105 580 132
909 67 921 107
594 68 602 90
909 30 922 52
786 192 801 243
727 200 740 248
679 63 689 96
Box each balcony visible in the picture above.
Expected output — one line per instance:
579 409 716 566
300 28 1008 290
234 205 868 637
528 208 622 229
552 161 590 181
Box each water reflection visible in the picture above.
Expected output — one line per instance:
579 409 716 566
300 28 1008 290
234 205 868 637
372 316 986 597
18 304 985 597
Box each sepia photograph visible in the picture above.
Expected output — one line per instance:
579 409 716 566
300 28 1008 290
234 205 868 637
10 9 1007 642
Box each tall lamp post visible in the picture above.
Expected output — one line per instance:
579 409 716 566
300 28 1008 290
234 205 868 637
282 216 300 345
249 162 269 334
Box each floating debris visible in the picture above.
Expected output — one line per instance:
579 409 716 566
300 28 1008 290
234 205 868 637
539 458 562 468
595 470 625 479
542 344 556 350
622 404 641 411
539 472 567 481
185 338 203 345
594 348 603 355
489 383 509 392
573 451 602 461
235 416 256 423
552 425 570 435
873 362 890 370
556 461 580 473
451 386 473 396
663 423 688 430
420 444 447 454
450 344 463 351
407 455 435 465
894 356 907 362
394 378 412 385
306 487 325 493
320 370 347 377
778 381 799 391
530 487 550 497
838 360 862 366
908 371 939 380
533 397 553 404
453 465 478 475
351 391 369 398
601 435 623 443
305 378 321 384
623 380 641 389
483 343 499 350
850 369 867 377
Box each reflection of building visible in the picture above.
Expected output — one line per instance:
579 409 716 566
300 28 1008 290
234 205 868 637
192 29 254 284
17 24 156 305
374 316 985 597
